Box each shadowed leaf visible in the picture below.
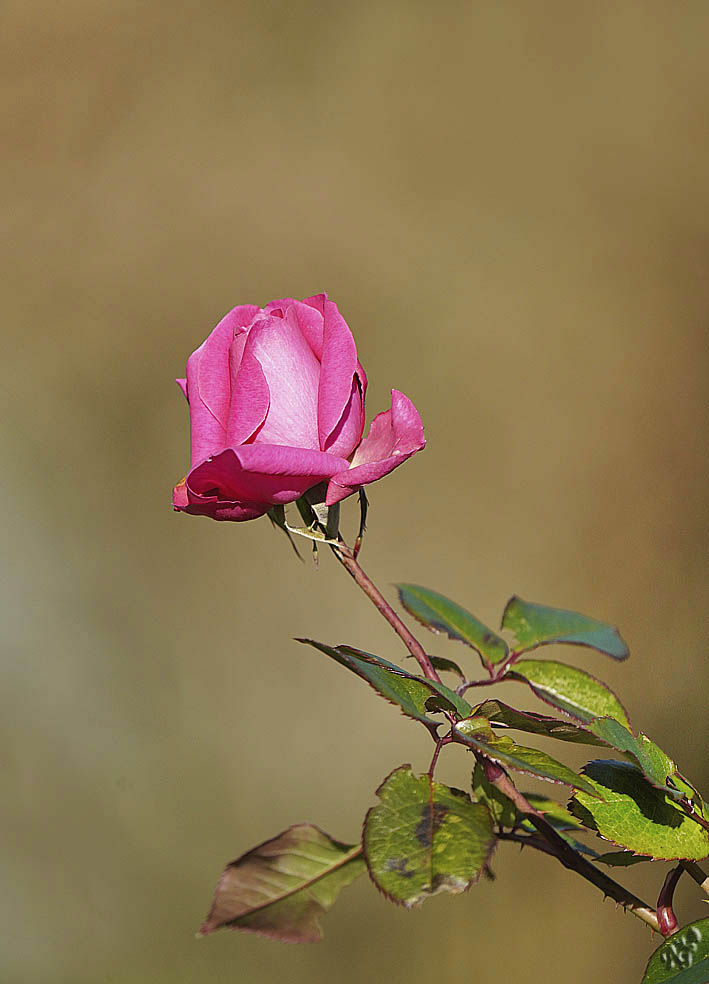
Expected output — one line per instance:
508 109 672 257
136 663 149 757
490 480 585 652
570 761 709 861
199 824 365 942
429 656 466 680
474 699 608 745
454 716 598 796
396 584 508 669
363 765 495 907
502 596 629 660
523 794 587 831
642 917 709 983
508 660 631 727
472 761 517 828
595 850 652 866
299 640 472 733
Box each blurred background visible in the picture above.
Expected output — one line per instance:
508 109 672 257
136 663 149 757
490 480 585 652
3 1 709 981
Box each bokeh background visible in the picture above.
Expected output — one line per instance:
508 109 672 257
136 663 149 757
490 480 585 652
4 1 709 981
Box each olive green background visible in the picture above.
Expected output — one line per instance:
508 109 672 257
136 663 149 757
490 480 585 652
4 2 709 982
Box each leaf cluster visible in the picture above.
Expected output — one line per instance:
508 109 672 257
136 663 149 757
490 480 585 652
201 586 709 983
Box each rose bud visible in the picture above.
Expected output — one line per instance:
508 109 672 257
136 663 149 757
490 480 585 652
172 294 425 521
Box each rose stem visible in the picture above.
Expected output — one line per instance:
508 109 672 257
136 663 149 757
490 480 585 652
330 532 659 932
331 538 441 683
681 861 709 895
475 756 661 934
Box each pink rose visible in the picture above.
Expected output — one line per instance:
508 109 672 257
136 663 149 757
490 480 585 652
172 294 425 521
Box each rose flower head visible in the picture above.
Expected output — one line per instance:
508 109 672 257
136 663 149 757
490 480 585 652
172 294 425 521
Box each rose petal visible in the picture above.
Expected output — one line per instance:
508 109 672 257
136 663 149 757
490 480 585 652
246 312 321 449
197 305 260 424
320 376 365 459
172 475 268 522
176 377 188 400
226 341 270 447
184 305 260 467
325 389 425 505
317 299 359 452
187 445 351 508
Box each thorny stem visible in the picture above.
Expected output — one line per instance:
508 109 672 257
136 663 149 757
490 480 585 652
331 538 441 683
682 861 709 895
474 756 661 934
328 525 662 935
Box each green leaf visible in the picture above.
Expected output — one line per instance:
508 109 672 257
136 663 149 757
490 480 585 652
429 656 466 681
501 596 629 661
642 918 709 984
472 761 517 828
523 794 587 831
454 716 598 796
299 640 472 734
199 824 365 942
396 584 509 670
570 761 709 861
585 717 674 788
508 660 631 727
474 699 607 746
363 765 495 907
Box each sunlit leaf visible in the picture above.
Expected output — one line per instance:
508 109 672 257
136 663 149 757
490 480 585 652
508 660 631 727
396 584 508 669
454 716 598 795
474 698 607 745
570 761 709 861
363 765 495 907
585 717 674 788
642 918 709 983
501 596 629 661
199 824 365 942
299 640 472 734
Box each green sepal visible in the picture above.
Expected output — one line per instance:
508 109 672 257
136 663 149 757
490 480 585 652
501 596 629 660
199 824 365 942
570 761 709 861
396 584 508 670
642 918 709 984
363 765 495 907
299 640 472 734
454 716 598 796
507 660 631 727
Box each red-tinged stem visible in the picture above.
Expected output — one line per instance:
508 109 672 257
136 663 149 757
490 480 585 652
427 734 453 779
682 861 709 895
476 756 661 934
657 865 682 936
331 538 441 683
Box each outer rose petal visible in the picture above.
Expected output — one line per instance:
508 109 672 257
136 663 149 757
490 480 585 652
317 299 359 452
184 305 261 467
325 389 425 505
176 377 188 399
184 444 351 510
172 476 267 522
